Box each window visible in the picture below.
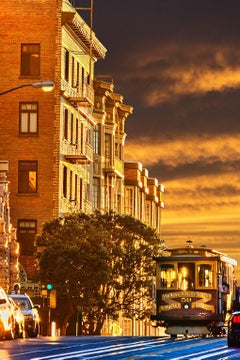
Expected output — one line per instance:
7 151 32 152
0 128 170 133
75 118 79 147
18 161 38 193
64 108 68 140
115 142 118 157
198 263 213 287
18 220 37 255
86 128 90 144
75 174 78 204
94 125 100 154
81 67 85 93
93 177 100 209
19 102 38 134
79 178 83 210
70 170 73 200
65 50 69 82
71 56 75 87
76 62 80 88
178 263 195 290
80 123 83 153
159 264 176 288
125 188 133 215
21 44 40 76
63 166 67 198
70 113 74 144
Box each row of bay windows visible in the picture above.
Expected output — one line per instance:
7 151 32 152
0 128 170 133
124 188 154 225
63 107 93 149
63 108 121 161
63 107 121 159
64 48 91 91
62 165 89 205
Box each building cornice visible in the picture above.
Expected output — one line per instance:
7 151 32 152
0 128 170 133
62 1 107 60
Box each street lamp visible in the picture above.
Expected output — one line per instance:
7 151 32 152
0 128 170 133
0 81 55 96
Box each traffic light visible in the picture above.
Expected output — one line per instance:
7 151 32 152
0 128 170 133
46 283 53 290
41 283 56 308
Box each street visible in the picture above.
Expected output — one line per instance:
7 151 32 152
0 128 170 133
1 336 240 360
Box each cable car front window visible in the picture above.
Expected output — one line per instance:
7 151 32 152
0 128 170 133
160 264 176 288
198 264 213 287
178 263 195 290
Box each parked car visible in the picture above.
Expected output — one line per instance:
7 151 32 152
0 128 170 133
8 297 25 338
228 311 240 347
0 287 15 340
9 293 40 338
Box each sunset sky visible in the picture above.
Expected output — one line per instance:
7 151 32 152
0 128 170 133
92 0 240 274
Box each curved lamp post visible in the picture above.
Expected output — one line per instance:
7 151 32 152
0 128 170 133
0 81 55 96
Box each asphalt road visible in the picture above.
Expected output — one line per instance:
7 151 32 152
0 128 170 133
1 335 240 360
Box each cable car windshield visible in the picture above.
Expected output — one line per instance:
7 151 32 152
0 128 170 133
159 261 214 290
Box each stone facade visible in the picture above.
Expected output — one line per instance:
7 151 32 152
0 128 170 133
93 77 133 213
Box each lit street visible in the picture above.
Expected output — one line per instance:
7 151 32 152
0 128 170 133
1 336 240 359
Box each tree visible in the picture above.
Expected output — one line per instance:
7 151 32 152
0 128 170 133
36 211 160 335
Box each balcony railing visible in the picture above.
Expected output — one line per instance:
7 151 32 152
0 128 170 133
61 140 93 163
61 78 94 106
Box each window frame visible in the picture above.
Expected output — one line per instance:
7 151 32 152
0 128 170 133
18 160 38 194
17 219 37 255
21 43 40 77
63 166 67 198
19 102 39 135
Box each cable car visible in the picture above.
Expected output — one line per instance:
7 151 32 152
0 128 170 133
151 240 238 337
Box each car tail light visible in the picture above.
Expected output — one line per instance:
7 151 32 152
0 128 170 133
233 315 240 323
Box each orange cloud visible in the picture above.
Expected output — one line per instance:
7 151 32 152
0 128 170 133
146 67 240 105
125 133 240 277
127 44 240 105
125 135 240 167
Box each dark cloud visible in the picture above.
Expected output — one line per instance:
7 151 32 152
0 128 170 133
92 0 240 266
150 158 240 181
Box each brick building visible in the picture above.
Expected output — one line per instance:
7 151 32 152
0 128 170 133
0 0 106 290
0 0 164 335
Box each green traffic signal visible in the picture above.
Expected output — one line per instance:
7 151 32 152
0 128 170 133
46 283 53 290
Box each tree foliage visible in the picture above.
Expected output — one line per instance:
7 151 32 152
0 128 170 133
36 211 160 335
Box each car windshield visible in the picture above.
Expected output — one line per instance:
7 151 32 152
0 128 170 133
12 298 31 310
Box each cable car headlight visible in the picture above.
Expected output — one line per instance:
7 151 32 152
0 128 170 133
182 303 190 310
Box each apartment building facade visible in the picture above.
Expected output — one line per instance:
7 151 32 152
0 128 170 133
0 0 164 335
93 77 133 213
124 162 164 233
0 0 106 290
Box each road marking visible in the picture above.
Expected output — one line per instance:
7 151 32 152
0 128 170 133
171 346 235 360
31 339 164 360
